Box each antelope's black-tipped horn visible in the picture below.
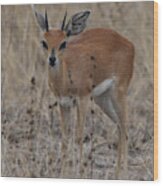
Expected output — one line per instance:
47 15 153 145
61 11 67 31
45 10 49 32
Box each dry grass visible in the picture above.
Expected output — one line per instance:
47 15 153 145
1 2 154 180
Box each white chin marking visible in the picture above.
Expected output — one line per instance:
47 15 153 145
60 97 74 108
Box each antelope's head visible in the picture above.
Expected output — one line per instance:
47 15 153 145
34 8 90 68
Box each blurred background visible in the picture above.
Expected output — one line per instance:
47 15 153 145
1 2 154 180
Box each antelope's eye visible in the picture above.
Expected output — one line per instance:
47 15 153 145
59 41 67 51
41 40 48 50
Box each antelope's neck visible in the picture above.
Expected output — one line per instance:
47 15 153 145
48 60 75 97
48 63 63 97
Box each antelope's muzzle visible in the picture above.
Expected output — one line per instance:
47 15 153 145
49 56 56 67
49 48 56 67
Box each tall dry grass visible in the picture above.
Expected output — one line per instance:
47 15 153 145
1 2 154 180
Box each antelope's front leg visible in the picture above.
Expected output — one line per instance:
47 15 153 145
59 105 69 177
59 97 74 177
76 97 89 177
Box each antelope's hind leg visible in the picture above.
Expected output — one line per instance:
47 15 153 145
92 78 128 179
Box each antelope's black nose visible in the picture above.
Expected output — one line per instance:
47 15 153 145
49 56 56 67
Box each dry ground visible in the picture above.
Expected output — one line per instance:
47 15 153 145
1 2 154 180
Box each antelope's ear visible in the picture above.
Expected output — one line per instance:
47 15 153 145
65 10 90 36
32 6 49 32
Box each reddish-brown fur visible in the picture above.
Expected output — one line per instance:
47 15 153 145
45 28 134 98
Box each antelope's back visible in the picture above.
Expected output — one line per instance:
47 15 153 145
61 28 135 94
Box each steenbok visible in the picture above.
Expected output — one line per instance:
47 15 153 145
33 8 134 179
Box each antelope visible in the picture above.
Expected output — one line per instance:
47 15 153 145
33 8 134 179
